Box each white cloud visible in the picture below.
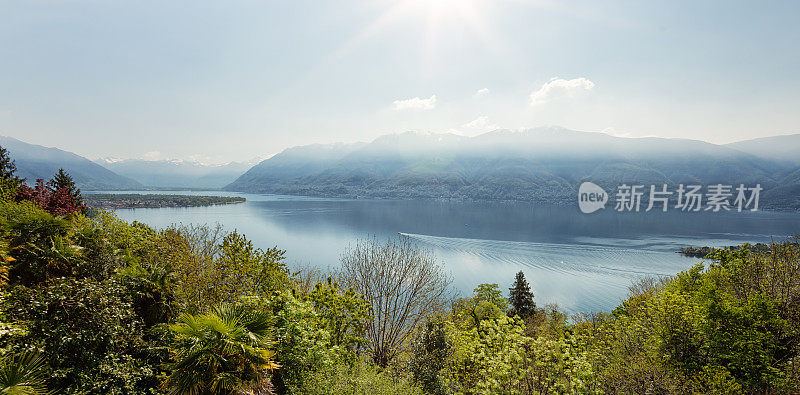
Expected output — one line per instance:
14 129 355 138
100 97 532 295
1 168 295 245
529 77 595 106
473 88 490 98
462 115 498 131
393 95 437 111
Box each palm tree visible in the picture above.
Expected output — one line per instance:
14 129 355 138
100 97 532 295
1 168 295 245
0 352 51 395
164 304 279 395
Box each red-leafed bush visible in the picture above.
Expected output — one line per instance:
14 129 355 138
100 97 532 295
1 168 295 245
14 179 85 216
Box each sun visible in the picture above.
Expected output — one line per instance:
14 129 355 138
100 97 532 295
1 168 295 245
402 0 489 31
305 0 504 82
349 0 497 64
342 0 493 49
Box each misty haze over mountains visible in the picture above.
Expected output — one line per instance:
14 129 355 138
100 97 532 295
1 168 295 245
0 136 142 190
95 158 258 189
3 127 800 209
225 127 800 209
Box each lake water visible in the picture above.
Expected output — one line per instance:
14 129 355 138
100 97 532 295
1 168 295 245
87 191 800 313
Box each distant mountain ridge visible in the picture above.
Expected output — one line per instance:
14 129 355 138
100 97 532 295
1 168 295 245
725 134 800 166
0 136 142 190
96 158 256 189
225 127 800 209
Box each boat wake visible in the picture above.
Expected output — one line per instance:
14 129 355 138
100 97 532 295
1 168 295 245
398 232 698 312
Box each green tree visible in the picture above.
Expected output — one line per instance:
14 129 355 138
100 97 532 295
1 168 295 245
0 145 16 180
0 145 22 201
47 169 81 206
452 283 507 329
521 335 598 394
508 271 536 319
410 319 452 395
302 278 369 353
446 314 528 393
164 304 279 395
249 291 338 393
164 225 290 313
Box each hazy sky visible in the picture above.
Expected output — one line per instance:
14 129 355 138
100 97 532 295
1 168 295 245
1 0 799 163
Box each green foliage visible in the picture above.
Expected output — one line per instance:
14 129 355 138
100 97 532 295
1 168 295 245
521 335 598 394
163 225 290 313
410 319 452 395
301 278 369 353
76 211 159 258
247 291 341 393
119 262 178 328
300 358 423 395
0 352 51 395
473 283 508 311
523 304 569 340
0 200 79 285
2 278 159 394
1 170 799 395
0 238 13 287
0 204 172 393
452 283 507 329
0 178 22 202
574 240 800 393
446 314 527 393
0 145 17 181
0 201 143 285
77 211 178 327
446 280 579 394
218 231 290 298
662 257 792 389
164 304 278 395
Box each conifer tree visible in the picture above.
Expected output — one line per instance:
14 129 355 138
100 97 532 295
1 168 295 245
0 145 16 180
48 168 82 205
508 271 535 319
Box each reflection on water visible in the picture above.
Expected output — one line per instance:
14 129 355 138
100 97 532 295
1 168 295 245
401 233 695 312
94 191 800 313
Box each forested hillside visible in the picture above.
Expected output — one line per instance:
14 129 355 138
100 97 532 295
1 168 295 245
226 128 800 209
0 136 141 190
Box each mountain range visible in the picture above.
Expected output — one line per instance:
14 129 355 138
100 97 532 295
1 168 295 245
95 158 258 189
225 127 800 209
3 129 799 209
0 136 142 190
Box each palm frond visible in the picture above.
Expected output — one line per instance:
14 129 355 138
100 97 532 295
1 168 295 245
164 304 279 394
0 352 52 395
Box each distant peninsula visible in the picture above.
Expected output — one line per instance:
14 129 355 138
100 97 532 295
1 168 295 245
84 194 246 209
678 243 774 258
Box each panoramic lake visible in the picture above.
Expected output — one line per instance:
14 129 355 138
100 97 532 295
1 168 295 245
88 191 800 314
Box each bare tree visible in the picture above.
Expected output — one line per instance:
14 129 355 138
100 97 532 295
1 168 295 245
338 235 452 367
